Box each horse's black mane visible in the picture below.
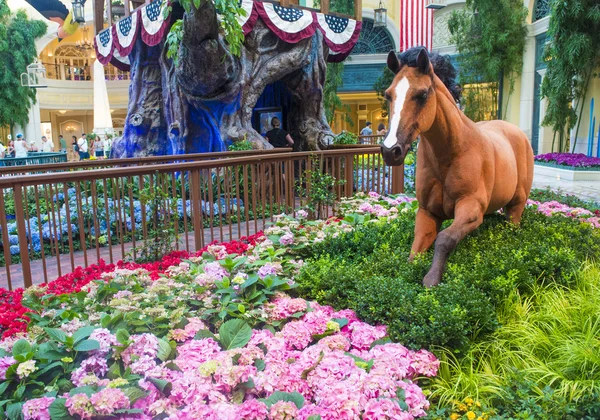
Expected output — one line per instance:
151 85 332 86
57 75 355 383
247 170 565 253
398 47 462 102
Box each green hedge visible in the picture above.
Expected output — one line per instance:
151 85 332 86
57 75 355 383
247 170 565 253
295 209 600 350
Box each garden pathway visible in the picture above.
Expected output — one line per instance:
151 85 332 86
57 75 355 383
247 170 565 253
1 220 261 291
532 173 600 203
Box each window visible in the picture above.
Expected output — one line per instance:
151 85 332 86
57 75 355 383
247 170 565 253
351 18 395 55
533 0 550 22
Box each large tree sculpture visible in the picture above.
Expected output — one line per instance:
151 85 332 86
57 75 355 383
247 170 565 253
104 0 360 158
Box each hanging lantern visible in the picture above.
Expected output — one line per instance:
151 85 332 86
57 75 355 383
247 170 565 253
426 0 447 9
20 61 47 88
374 0 387 28
72 0 86 24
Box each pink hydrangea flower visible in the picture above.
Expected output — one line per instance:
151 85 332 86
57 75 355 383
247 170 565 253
258 263 279 279
363 398 411 420
348 322 387 350
22 396 55 420
278 321 313 350
409 349 440 377
0 356 16 380
90 388 130 415
89 328 118 354
269 401 298 420
237 399 269 419
279 232 295 246
65 394 93 419
176 338 222 371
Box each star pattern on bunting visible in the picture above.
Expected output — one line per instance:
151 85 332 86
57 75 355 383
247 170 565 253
147 0 163 21
99 30 111 47
324 15 349 34
118 16 132 36
273 5 303 22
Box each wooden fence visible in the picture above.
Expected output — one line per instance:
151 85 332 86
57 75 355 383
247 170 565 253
0 147 402 290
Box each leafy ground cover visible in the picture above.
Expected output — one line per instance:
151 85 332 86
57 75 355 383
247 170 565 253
293 193 600 350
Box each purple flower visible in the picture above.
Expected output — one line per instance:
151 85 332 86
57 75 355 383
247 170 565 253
0 356 16 380
258 263 278 279
535 153 600 168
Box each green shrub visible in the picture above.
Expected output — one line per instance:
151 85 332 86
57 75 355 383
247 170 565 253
425 264 600 416
296 209 600 350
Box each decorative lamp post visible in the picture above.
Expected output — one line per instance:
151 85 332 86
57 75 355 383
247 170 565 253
374 0 387 28
425 0 447 9
72 0 86 24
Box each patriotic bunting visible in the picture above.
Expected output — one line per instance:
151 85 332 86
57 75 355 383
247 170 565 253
95 0 362 69
140 0 170 46
110 49 131 72
112 10 139 56
94 28 114 66
255 2 316 43
315 13 362 55
237 0 259 35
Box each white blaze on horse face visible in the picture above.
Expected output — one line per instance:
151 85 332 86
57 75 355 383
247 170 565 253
383 77 410 149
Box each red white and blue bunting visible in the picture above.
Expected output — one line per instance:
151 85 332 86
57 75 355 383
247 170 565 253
112 10 139 56
95 0 362 70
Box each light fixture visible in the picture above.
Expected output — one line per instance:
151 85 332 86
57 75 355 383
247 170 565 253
76 27 94 51
374 0 387 28
47 52 53 57
426 0 447 9
110 109 115 113
59 110 67 114
72 0 86 24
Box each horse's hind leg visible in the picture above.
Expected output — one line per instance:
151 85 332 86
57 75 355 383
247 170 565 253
410 208 442 261
423 198 484 287
505 189 528 224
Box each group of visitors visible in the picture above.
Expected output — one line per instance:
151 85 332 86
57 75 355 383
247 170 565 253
0 132 112 161
71 133 110 160
360 121 388 137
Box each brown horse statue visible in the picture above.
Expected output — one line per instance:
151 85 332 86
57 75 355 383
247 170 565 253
381 48 534 287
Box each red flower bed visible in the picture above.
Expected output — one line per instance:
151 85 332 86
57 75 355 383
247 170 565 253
0 233 264 339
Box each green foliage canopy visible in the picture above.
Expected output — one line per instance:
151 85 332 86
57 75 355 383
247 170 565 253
541 0 600 151
447 0 527 121
373 67 394 117
0 1 47 129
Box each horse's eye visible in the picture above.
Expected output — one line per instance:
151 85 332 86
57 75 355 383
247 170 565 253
414 91 428 104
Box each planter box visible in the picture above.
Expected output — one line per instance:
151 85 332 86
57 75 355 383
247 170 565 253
534 164 600 181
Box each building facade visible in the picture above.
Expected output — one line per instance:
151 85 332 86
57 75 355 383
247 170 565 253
339 0 600 156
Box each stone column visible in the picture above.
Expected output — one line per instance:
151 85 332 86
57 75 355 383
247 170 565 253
24 95 42 149
518 35 536 140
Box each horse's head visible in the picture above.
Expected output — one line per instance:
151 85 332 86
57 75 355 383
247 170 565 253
381 48 436 166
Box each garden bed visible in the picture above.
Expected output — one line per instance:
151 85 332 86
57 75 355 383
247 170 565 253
1 192 599 419
534 153 600 181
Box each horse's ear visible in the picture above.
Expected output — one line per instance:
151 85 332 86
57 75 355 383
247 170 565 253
416 48 431 75
387 51 401 74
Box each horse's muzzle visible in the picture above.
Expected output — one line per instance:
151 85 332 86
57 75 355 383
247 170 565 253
381 144 407 166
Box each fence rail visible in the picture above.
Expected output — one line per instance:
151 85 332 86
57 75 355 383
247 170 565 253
0 152 68 168
0 148 292 176
0 147 402 290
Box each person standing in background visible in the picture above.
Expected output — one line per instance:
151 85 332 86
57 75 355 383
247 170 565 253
360 121 373 136
77 133 89 160
104 136 112 158
7 140 14 158
265 117 294 148
14 134 29 158
29 140 38 152
41 136 53 152
93 136 105 159
59 134 67 153
377 123 387 136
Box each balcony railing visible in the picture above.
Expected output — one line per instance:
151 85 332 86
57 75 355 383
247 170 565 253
43 63 130 82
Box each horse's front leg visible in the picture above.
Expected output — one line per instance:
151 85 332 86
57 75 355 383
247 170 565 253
423 199 484 287
409 208 442 262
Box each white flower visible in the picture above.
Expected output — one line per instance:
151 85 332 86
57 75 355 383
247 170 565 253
17 360 37 378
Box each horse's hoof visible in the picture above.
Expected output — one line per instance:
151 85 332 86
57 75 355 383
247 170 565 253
422 274 440 288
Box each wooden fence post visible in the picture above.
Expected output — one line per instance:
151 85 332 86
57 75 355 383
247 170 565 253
344 155 354 197
13 185 33 288
391 164 405 194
